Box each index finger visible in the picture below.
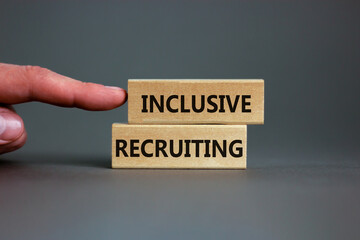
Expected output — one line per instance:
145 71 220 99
0 63 127 110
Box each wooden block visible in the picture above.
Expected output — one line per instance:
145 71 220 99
128 79 264 124
112 124 247 169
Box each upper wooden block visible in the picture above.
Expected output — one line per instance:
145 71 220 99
128 79 264 124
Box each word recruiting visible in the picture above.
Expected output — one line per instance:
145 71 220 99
112 124 247 169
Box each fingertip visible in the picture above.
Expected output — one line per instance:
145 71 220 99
0 130 27 154
73 84 127 111
113 88 127 107
101 86 128 110
0 112 25 145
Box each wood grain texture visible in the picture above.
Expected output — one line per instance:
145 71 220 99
128 79 264 124
112 124 247 169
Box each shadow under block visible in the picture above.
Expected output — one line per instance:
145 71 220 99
112 124 247 169
128 79 264 124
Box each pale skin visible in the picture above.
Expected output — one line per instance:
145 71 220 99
0 63 127 154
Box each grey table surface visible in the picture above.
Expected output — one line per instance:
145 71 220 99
1 152 359 240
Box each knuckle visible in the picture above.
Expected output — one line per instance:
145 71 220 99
24 65 50 80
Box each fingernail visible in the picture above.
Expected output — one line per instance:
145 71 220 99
105 86 126 92
0 113 23 144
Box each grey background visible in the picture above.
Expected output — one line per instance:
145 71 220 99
0 0 360 239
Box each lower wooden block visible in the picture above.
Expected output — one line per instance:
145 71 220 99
112 124 247 169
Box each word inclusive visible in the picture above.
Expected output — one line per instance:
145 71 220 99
141 95 251 113
128 79 264 124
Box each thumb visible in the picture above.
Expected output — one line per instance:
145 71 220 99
0 106 27 154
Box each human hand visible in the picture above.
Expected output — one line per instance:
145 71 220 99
0 63 127 154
